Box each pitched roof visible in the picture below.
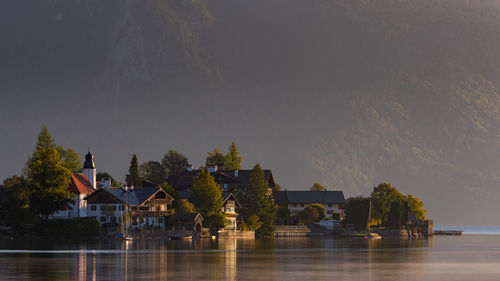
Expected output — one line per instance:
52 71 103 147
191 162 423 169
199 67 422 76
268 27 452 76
68 173 95 194
272 191 346 205
96 188 170 206
167 169 275 189
222 192 241 207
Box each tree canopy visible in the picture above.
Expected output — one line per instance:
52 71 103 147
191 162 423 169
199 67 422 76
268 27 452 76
161 150 189 176
139 160 164 182
310 182 326 191
56 146 81 173
190 169 225 230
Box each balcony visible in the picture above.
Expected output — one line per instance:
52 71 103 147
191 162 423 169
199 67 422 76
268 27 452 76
130 210 172 217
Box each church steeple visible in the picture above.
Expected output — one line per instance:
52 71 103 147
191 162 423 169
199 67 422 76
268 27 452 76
82 147 96 189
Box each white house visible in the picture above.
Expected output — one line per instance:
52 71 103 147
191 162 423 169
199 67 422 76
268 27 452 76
85 187 174 229
272 190 346 218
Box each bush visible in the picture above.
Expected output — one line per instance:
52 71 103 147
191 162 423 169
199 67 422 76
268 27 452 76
310 204 326 221
299 206 319 225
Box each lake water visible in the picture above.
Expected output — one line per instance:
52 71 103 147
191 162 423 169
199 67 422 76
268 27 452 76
1 228 500 280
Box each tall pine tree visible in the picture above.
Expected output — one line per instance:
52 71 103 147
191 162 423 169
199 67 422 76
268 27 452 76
225 142 242 170
125 154 141 188
236 163 276 236
25 127 72 218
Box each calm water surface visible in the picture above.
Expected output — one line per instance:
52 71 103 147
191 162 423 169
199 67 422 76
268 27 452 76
1 232 500 280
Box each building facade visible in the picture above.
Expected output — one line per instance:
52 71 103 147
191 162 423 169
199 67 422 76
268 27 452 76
272 190 346 218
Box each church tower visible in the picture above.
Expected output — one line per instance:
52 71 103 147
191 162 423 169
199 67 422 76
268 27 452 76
82 150 96 189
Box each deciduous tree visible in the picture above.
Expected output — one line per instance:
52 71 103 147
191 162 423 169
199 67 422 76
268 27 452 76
56 146 81 173
310 182 326 191
161 150 189 176
139 161 164 182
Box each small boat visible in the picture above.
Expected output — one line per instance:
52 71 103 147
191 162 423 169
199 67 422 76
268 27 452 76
116 233 133 241
169 235 192 240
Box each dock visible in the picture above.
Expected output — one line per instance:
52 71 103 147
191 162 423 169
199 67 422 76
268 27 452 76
433 230 463 235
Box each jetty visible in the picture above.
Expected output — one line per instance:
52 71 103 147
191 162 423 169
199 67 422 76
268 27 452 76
274 225 324 238
433 230 463 235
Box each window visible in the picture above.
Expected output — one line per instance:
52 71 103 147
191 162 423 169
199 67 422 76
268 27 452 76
100 206 106 211
110 216 117 223
100 216 106 222
158 218 163 223
91 205 97 211
119 205 124 211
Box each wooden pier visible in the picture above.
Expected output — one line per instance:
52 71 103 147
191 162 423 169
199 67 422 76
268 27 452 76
433 230 463 235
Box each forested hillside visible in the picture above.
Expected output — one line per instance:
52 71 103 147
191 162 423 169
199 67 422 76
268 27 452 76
2 0 500 224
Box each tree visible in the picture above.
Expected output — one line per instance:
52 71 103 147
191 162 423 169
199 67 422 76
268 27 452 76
344 197 371 230
225 142 242 170
189 169 225 230
406 194 427 221
370 183 405 224
246 214 263 231
236 163 276 236
310 182 326 191
56 146 81 173
310 204 326 221
176 199 196 213
125 154 141 188
276 207 291 225
139 161 164 182
3 176 34 227
299 206 319 225
24 127 72 218
206 148 226 166
161 150 189 176
96 172 122 187
387 200 405 228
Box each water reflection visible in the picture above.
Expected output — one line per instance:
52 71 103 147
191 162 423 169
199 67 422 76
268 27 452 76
1 236 500 281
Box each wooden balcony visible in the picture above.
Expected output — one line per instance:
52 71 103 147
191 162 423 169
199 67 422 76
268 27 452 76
130 210 172 217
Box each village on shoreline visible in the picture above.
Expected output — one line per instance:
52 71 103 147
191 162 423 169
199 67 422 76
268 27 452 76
0 127 433 241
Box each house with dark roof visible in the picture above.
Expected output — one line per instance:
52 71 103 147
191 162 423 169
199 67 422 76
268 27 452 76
85 187 174 228
272 190 346 218
167 164 278 193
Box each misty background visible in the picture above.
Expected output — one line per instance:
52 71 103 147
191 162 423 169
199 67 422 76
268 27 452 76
1 0 500 225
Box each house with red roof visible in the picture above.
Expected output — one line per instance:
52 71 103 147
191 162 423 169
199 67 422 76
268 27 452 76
50 151 97 219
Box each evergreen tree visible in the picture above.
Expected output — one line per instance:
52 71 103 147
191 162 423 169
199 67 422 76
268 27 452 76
236 163 276 236
225 142 242 170
190 169 225 230
161 150 189 176
25 127 72 218
125 154 141 188
206 148 226 166
56 146 81 173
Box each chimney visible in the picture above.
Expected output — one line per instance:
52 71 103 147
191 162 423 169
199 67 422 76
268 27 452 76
186 164 193 172
234 169 239 177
